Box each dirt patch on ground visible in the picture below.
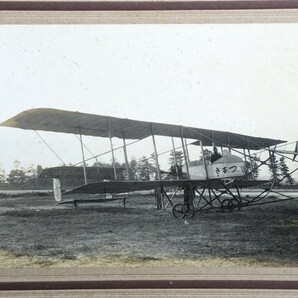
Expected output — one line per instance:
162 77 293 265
0 194 297 268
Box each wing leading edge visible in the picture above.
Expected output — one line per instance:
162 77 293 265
0 108 286 150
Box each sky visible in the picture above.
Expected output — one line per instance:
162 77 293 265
0 24 297 177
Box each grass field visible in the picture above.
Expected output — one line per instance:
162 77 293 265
0 192 297 268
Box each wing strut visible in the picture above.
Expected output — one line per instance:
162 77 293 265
180 127 190 179
107 118 117 180
171 137 179 180
151 124 161 181
79 129 88 184
199 140 209 180
122 133 130 181
184 137 190 164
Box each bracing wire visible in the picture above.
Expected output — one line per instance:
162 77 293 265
70 138 143 168
34 131 67 166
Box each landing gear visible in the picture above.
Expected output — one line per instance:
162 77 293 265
172 203 195 219
220 198 241 213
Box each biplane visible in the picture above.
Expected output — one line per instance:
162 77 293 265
1 108 298 218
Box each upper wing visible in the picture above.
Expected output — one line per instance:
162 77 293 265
0 108 286 150
63 179 271 195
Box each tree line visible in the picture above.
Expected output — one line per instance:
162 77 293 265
0 151 185 189
268 155 295 186
0 150 295 189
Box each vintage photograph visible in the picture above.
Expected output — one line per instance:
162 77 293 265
0 24 297 268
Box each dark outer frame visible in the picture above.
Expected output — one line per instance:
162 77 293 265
2 1 298 24
0 1 298 295
0 267 298 293
0 280 298 290
1 1 298 11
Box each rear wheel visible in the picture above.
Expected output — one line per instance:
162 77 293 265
221 199 235 213
172 203 185 219
172 203 196 218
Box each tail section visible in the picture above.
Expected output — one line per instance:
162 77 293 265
53 178 62 202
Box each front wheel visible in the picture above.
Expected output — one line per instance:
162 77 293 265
172 203 185 219
172 203 195 218
221 199 235 213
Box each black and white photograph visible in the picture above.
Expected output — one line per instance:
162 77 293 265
0 23 297 273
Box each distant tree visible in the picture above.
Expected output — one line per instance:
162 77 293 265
279 156 295 185
137 156 152 181
6 161 34 186
0 167 6 184
251 156 261 179
243 156 261 180
268 154 280 185
129 158 138 180
7 169 29 185
169 150 184 166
